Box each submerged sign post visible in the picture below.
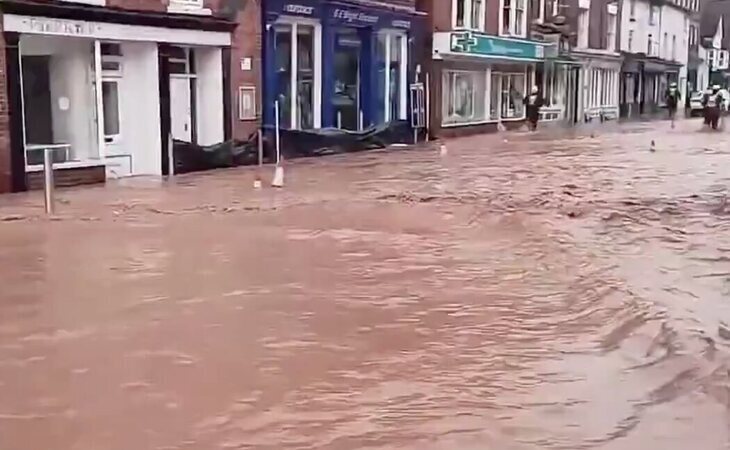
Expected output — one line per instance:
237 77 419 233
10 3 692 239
410 83 426 143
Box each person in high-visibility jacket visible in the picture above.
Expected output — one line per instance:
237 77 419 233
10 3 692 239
702 85 724 130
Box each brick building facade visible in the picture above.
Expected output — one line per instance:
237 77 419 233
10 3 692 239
417 0 549 138
0 0 260 193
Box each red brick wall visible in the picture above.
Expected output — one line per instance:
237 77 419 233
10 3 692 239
228 2 261 141
0 20 9 194
419 0 535 36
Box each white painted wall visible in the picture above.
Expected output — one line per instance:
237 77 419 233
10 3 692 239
20 35 99 162
194 47 224 146
117 41 162 176
620 0 661 54
661 4 690 99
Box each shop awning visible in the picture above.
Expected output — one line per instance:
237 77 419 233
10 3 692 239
433 31 546 63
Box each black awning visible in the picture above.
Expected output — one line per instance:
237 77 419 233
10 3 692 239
0 0 236 32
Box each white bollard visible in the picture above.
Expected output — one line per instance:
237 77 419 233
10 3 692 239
272 101 284 188
439 144 448 156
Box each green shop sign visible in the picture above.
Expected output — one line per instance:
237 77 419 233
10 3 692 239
450 31 545 60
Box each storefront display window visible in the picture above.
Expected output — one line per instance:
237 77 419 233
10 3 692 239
273 20 321 130
543 65 565 107
375 31 408 125
442 70 486 125
500 73 525 119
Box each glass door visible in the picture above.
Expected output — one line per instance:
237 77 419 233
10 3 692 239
333 30 361 130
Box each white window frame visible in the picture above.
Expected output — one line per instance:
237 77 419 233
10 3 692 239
649 6 659 25
499 0 528 37
577 7 589 48
167 0 212 15
536 0 546 23
452 0 485 31
380 29 409 122
606 7 617 52
275 17 323 130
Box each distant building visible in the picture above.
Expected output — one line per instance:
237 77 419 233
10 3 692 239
701 1 730 86
618 0 698 117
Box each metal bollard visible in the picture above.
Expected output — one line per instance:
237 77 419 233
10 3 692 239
43 147 55 215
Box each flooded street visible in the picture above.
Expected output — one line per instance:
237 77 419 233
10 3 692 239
2 119 730 449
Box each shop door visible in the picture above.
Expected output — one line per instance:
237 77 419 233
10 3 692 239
170 77 193 142
333 31 361 131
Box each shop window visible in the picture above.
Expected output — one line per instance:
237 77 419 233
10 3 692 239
274 21 320 130
500 0 526 37
543 65 565 107
442 70 487 125
500 73 525 119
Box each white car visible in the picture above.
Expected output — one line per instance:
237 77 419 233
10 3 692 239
689 91 705 116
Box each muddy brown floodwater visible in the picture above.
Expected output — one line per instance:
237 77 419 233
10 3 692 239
2 119 730 450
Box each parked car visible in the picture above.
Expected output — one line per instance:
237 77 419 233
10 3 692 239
689 91 704 116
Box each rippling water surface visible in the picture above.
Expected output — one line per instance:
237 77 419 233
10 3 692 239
2 120 730 449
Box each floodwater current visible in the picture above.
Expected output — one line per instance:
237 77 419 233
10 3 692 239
1 119 730 449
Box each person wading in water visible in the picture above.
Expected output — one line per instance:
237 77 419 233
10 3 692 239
702 85 724 130
665 82 681 128
523 86 544 132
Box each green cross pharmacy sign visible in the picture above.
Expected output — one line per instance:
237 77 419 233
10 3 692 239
450 31 545 61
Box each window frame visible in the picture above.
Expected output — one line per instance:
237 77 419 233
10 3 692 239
442 69 490 126
379 29 409 123
273 17 323 130
499 0 528 37
606 7 617 52
453 0 485 31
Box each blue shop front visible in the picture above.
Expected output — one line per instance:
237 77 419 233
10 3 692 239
263 0 423 132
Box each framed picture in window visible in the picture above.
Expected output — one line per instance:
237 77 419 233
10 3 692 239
238 86 256 120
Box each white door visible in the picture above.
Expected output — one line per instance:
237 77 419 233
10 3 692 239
170 77 192 142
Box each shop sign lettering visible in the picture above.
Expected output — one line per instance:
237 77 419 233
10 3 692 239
332 9 379 25
283 4 314 15
392 20 411 29
28 18 93 36
451 31 544 60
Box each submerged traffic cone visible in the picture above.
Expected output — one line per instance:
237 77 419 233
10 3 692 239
271 165 284 188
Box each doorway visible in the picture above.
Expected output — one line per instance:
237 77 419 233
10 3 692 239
333 30 361 130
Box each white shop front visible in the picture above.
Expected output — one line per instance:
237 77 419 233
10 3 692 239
3 14 230 180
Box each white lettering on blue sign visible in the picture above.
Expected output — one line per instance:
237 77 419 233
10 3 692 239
333 9 379 25
392 20 411 29
283 4 314 15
